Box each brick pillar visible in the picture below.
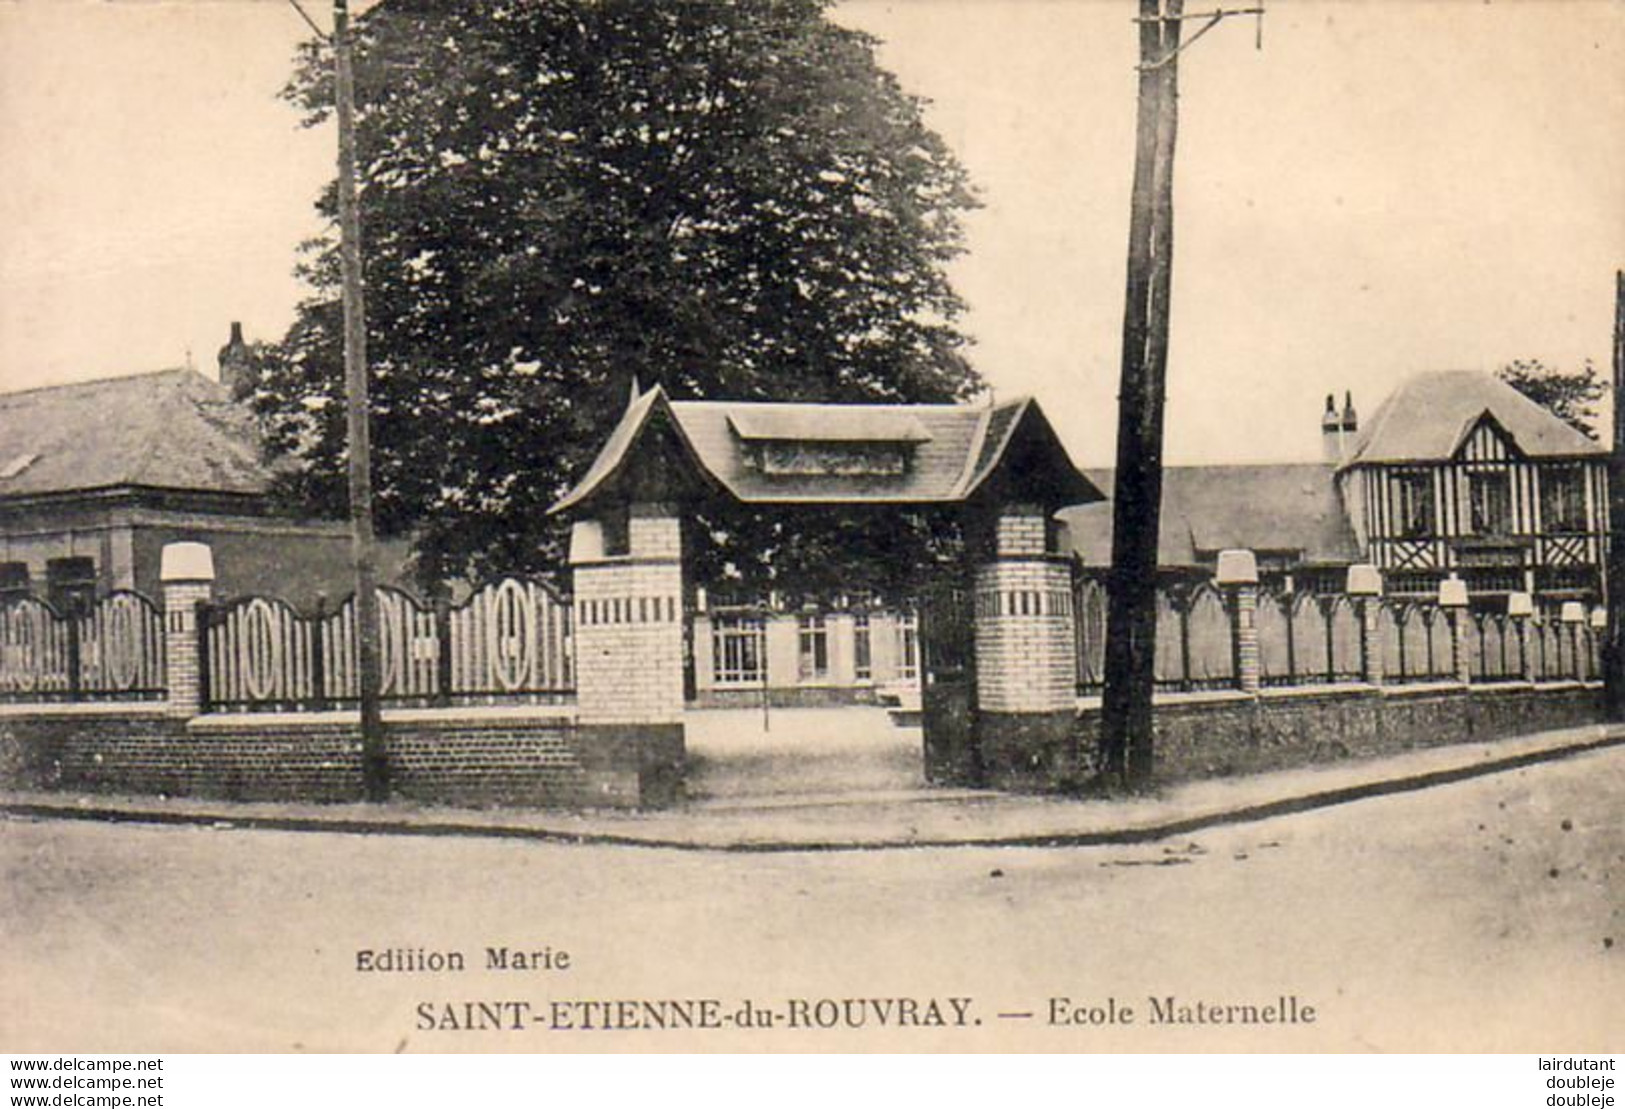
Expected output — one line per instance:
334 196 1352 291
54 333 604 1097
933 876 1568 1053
569 503 685 805
1508 591 1535 682
1347 564 1384 686
1440 574 1471 685
1217 550 1260 694
160 542 214 719
973 507 1078 786
1560 602 1586 681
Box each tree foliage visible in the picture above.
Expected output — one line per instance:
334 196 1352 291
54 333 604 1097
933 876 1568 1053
255 0 980 586
1497 358 1604 440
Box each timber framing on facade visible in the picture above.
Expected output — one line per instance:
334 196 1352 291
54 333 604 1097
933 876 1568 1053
1067 370 1609 609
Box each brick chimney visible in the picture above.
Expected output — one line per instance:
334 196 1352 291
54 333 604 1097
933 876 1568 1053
1321 391 1358 464
1320 394 1342 463
217 321 254 400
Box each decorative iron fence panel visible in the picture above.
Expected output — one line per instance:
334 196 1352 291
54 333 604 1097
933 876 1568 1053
202 577 574 712
1468 612 1518 682
76 591 167 699
1178 584 1236 690
0 597 72 699
1257 591 1293 685
0 592 165 702
1378 601 1455 684
1073 576 1107 694
1527 619 1569 682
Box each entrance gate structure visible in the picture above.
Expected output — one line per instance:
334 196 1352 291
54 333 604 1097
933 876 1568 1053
550 386 1102 793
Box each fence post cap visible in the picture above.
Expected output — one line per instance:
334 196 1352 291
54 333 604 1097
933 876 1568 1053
1589 606 1608 630
568 519 605 564
160 542 215 583
1560 600 1585 624
1215 549 1258 585
1437 574 1469 609
1506 591 1534 618
1345 563 1383 597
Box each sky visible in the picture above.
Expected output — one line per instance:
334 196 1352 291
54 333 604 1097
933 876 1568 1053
1 0 1621 467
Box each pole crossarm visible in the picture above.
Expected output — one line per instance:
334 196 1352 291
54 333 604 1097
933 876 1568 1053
1136 5 1264 70
285 0 331 42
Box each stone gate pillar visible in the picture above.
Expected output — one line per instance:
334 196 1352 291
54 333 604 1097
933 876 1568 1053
1439 574 1472 685
569 502 686 805
973 505 1079 787
1217 549 1261 694
160 542 214 719
1347 563 1385 686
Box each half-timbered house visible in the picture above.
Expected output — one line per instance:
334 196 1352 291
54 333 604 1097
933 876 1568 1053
1065 370 1608 612
1333 370 1607 605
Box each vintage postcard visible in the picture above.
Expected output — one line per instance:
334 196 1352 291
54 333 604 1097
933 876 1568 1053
1 0 1622 1057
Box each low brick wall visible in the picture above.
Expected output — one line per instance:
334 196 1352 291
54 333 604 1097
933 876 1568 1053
0 705 681 809
983 682 1604 791
691 686 888 710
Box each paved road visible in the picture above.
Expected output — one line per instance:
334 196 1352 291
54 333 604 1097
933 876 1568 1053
3 746 1620 1051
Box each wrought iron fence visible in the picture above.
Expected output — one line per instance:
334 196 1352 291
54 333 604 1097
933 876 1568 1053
1073 571 1599 695
1073 575 1234 694
201 576 574 712
0 591 166 702
1377 601 1456 684
1525 616 1598 683
1467 611 1520 681
1257 591 1364 687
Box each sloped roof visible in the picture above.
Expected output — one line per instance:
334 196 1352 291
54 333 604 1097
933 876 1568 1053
726 408 932 443
1345 370 1603 467
1063 463 1360 567
0 369 269 501
551 387 1101 514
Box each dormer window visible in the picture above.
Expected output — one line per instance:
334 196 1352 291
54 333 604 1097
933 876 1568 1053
1468 470 1512 536
754 440 910 476
726 410 930 479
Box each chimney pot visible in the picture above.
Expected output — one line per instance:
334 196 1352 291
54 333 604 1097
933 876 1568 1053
218 321 254 400
1322 391 1347 463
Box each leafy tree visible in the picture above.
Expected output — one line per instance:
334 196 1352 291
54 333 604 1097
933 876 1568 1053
1497 358 1604 440
255 0 980 587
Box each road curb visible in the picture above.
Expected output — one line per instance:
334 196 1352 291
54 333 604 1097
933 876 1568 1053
3 730 1622 853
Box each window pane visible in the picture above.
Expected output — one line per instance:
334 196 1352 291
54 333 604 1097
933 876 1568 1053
712 616 765 684
797 615 828 681
853 613 872 680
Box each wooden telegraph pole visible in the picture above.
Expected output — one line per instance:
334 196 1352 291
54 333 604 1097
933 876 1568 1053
1100 1 1261 790
1606 270 1625 719
333 0 388 800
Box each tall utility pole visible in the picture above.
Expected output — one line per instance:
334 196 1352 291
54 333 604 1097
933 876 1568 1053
333 0 388 800
1606 270 1625 720
1100 1 1261 790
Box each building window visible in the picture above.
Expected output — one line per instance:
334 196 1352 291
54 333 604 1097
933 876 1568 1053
1541 466 1587 532
1388 470 1435 537
797 614 828 682
0 561 30 600
600 505 631 557
712 616 766 685
1468 470 1513 536
853 612 872 681
45 556 96 616
896 611 919 681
